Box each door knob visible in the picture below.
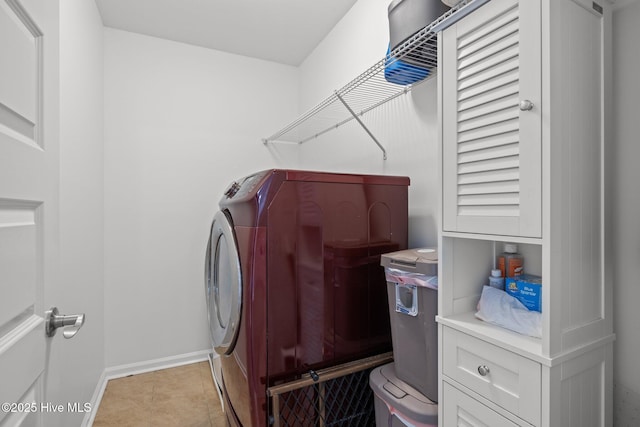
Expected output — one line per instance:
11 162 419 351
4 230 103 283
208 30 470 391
45 307 85 339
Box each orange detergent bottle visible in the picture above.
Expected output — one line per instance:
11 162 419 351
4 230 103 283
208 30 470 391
497 243 524 278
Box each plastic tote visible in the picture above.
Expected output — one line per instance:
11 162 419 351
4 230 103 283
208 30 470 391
384 45 430 85
370 363 438 427
388 0 450 50
381 248 439 402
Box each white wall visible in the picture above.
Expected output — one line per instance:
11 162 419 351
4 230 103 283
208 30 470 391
612 0 640 424
49 0 105 425
101 0 437 378
268 0 439 249
103 29 298 367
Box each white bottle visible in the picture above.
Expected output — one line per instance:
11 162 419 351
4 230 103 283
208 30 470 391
489 269 505 290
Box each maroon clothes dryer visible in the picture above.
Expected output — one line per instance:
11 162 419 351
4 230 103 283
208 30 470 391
204 169 409 427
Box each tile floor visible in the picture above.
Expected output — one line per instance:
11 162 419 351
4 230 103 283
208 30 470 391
92 361 226 427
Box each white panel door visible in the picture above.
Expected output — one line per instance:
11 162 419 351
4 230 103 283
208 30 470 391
0 0 58 425
442 0 542 238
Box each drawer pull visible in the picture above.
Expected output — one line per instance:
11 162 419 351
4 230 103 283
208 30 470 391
477 365 490 376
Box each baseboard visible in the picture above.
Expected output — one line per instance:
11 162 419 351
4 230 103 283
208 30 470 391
102 349 211 380
82 349 211 426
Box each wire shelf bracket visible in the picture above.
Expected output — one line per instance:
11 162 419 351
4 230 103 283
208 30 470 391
334 91 387 160
262 0 490 159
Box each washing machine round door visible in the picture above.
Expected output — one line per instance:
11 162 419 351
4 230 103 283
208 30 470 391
205 210 242 355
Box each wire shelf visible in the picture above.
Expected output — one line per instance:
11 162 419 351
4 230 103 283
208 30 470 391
262 0 490 157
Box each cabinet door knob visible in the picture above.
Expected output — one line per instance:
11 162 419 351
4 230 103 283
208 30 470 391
519 100 534 111
477 365 490 376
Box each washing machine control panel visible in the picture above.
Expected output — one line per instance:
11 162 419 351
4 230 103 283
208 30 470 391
223 170 269 200
223 182 241 198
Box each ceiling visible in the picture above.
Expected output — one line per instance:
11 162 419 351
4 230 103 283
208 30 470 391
95 0 359 66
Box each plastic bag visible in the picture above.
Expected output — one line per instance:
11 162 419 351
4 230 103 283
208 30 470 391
385 268 438 290
475 286 542 338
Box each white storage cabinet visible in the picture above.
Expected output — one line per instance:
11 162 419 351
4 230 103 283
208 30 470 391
437 0 615 426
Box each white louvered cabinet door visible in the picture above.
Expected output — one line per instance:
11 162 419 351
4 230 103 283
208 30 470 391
442 0 541 238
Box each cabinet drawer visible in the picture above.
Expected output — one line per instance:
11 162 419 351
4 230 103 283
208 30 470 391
443 382 524 427
442 327 540 425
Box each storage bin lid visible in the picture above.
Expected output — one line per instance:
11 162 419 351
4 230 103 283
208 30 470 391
380 248 438 274
370 363 437 424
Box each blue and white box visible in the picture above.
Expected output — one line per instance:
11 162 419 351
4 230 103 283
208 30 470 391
505 274 542 312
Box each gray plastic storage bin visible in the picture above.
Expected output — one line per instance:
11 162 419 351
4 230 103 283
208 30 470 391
370 363 438 427
381 248 438 402
388 0 450 50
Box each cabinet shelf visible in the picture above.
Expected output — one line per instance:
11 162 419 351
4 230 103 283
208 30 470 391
442 231 542 246
262 0 490 158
